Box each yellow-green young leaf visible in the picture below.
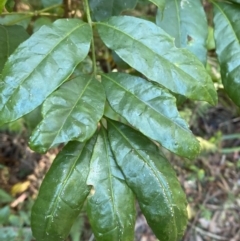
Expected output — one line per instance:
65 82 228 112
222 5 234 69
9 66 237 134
29 75 106 153
156 0 208 65
213 2 240 107
108 120 188 241
31 138 97 241
0 25 29 72
0 19 92 125
0 0 7 13
102 72 200 159
86 128 136 241
96 16 217 105
89 0 138 21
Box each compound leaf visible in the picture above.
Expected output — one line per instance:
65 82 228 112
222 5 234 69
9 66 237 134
213 1 240 107
0 25 29 72
87 128 136 241
96 16 216 105
102 72 200 159
108 120 188 241
29 75 105 153
156 0 208 65
0 19 92 125
31 137 97 241
89 0 137 21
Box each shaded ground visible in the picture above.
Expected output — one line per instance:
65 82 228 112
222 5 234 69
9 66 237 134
0 100 239 241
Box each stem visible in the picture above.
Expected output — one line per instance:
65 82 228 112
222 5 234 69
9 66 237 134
83 0 97 76
1 3 62 16
38 4 63 13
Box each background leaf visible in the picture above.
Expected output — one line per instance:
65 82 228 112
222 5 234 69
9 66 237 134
31 138 96 241
156 0 208 65
29 75 105 153
0 0 7 13
41 0 62 8
0 14 31 28
102 72 200 159
96 16 217 105
0 19 92 125
86 128 136 241
108 120 188 241
0 25 29 72
213 1 240 107
149 0 165 12
89 0 138 21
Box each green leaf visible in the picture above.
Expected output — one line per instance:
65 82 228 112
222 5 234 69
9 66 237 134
149 0 165 12
89 0 138 21
31 138 96 241
213 2 240 107
5 0 15 12
0 19 92 125
0 0 7 13
29 75 105 153
0 14 31 28
41 0 62 7
0 188 13 204
96 16 217 105
0 25 29 72
102 72 200 159
156 0 208 65
0 206 10 224
86 128 136 241
33 17 52 33
108 120 188 241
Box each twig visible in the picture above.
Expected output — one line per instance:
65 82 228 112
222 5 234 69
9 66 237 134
88 234 94 241
195 226 228 240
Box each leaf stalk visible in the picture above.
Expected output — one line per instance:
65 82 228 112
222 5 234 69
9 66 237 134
83 0 97 76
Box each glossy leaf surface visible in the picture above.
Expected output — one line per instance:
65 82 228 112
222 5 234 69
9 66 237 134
102 72 200 159
29 75 105 153
0 25 29 72
213 2 240 107
156 0 208 64
87 128 136 241
108 120 188 241
31 138 96 241
89 0 137 21
96 16 216 105
0 19 92 125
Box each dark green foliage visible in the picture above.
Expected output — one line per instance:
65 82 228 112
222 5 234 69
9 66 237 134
0 0 239 241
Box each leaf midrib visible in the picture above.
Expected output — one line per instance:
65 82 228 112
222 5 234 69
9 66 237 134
97 20 214 104
102 74 189 134
48 77 93 148
213 2 240 46
45 144 86 234
102 129 121 240
108 120 177 238
3 22 87 105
